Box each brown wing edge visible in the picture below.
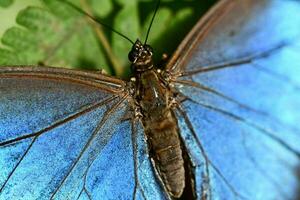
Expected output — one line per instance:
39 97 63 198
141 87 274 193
0 65 127 95
166 0 235 73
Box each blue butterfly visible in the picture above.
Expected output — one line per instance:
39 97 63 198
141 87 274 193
1 0 300 199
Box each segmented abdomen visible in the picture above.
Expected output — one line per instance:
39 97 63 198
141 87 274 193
144 110 185 198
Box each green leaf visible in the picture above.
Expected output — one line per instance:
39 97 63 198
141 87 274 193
89 0 112 17
0 1 111 73
0 0 218 78
0 0 14 8
112 1 139 76
0 0 42 39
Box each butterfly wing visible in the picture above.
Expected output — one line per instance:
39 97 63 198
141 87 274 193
0 67 117 199
85 120 167 200
0 66 168 200
167 0 300 199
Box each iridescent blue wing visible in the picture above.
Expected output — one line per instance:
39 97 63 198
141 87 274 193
167 0 300 199
0 67 159 199
85 120 167 200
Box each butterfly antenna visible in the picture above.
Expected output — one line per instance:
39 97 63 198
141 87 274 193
144 0 161 45
61 0 134 44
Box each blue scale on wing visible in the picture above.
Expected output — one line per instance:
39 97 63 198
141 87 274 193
49 101 128 200
175 110 212 199
1 105 106 199
0 71 168 199
0 78 110 141
1 0 300 199
133 121 168 200
168 0 300 199
0 75 129 199
74 120 135 200
175 0 300 72
181 100 300 199
81 121 166 200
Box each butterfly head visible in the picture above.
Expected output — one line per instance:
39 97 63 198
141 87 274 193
129 40 153 72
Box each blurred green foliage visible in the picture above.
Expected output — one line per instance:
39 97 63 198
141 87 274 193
0 0 13 8
0 0 217 78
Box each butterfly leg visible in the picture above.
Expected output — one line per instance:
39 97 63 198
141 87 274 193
157 53 170 70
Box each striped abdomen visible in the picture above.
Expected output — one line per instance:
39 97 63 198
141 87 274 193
144 109 185 198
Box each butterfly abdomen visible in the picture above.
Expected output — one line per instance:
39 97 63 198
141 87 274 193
145 109 185 198
132 48 186 198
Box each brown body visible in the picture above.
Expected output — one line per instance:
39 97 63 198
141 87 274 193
129 39 186 198
144 107 185 198
135 67 185 198
129 40 187 198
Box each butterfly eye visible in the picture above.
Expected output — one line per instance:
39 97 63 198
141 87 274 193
128 50 138 62
145 45 153 55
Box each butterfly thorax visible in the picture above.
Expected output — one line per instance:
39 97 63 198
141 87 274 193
129 40 186 198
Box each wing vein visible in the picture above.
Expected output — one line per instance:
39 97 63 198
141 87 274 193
173 79 268 116
0 136 37 192
185 98 300 159
0 95 118 147
252 63 300 91
50 94 129 198
175 82 300 143
179 43 286 77
241 133 290 199
177 106 246 200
